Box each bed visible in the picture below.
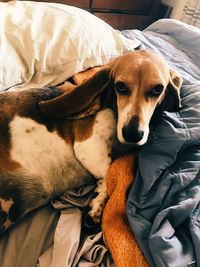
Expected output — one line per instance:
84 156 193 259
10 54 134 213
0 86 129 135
0 1 200 267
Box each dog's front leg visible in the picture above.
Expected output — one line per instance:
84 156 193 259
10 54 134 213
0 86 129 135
74 109 116 223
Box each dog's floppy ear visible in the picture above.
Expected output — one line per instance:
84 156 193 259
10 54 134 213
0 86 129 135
39 67 110 119
161 68 183 112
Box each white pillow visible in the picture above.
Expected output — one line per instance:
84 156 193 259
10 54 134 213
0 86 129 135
0 1 140 91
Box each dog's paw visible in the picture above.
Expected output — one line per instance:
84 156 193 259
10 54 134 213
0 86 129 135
88 194 107 223
88 201 104 223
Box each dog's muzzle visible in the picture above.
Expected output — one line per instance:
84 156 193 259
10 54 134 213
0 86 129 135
122 116 144 144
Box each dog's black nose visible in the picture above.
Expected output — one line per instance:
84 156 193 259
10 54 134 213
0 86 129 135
122 127 144 143
122 117 144 143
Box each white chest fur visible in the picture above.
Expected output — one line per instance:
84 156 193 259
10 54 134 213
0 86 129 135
74 109 116 179
9 116 90 193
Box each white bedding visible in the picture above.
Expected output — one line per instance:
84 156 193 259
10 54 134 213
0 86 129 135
0 1 140 91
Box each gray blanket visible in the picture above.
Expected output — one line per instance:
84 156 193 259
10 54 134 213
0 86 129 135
123 19 200 267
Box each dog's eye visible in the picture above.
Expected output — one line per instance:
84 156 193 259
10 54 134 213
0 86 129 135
115 82 129 95
151 85 164 96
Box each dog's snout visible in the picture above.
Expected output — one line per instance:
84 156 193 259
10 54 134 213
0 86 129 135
122 126 144 143
122 117 144 144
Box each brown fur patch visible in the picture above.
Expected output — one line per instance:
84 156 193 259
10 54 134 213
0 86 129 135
73 115 96 143
0 156 21 172
56 120 74 145
0 110 21 172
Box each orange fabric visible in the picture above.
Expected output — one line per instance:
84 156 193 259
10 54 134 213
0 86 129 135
102 154 149 267
72 66 103 85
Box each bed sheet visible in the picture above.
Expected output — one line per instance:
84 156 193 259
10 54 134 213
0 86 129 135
0 182 113 267
123 19 200 267
1 18 199 267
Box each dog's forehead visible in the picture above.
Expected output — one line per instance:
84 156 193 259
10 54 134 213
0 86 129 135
117 51 166 71
113 50 169 84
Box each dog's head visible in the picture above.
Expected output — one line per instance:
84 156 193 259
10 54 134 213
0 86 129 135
39 50 182 146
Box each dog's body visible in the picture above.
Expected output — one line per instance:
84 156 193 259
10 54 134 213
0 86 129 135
0 50 182 233
0 88 117 230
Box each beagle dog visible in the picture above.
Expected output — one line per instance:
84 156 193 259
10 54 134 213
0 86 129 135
0 50 182 234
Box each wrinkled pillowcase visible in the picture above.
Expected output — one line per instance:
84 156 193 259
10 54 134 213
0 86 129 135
0 1 140 91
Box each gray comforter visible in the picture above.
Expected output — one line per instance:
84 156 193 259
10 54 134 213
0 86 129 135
123 19 200 267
